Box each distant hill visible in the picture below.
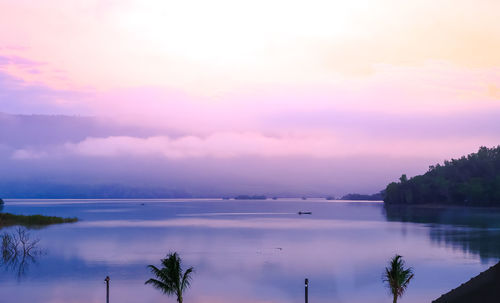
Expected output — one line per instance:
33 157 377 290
234 195 267 200
384 146 500 206
341 192 383 200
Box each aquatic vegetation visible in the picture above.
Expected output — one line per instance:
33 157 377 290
1 227 44 277
0 213 77 228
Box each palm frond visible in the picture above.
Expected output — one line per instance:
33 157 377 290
383 255 414 300
146 252 195 302
145 278 176 295
147 264 172 284
181 266 194 291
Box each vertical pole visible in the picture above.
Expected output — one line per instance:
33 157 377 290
105 276 110 303
305 278 308 303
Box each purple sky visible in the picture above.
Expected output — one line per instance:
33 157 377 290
0 0 499 196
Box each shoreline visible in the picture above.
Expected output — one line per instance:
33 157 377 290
384 203 500 210
0 212 78 229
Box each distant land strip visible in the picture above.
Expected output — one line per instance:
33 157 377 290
0 213 78 228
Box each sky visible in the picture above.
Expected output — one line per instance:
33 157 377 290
0 0 499 197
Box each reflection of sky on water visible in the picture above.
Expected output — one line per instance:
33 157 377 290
0 200 499 302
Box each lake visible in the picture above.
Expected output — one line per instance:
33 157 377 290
1 199 499 303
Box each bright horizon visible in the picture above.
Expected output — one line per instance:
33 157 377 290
0 0 499 196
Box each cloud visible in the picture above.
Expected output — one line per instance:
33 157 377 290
0 64 90 115
1 0 499 195
11 131 500 161
488 84 500 99
0 55 42 67
73 62 499 137
12 133 340 159
11 149 47 159
63 133 339 158
1 0 499 94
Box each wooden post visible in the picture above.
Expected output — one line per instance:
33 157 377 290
305 278 308 303
105 276 110 303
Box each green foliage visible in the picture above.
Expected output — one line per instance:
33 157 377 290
383 255 414 303
384 146 500 206
0 213 77 228
145 252 194 303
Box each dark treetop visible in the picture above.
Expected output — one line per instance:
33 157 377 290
384 146 500 206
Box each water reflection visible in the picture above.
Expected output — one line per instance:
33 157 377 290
383 205 500 261
1 200 498 303
1 227 44 278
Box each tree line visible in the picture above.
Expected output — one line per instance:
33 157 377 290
384 146 500 206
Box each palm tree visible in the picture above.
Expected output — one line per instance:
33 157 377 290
383 255 414 303
145 252 194 303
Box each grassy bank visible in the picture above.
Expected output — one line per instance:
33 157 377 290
0 212 78 228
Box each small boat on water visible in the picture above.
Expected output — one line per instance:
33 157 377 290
298 211 312 215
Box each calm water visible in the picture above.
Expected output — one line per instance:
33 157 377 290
1 199 500 303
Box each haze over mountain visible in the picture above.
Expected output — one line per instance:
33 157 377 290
0 112 407 197
1 112 498 198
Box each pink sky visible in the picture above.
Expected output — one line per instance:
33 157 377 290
0 0 499 194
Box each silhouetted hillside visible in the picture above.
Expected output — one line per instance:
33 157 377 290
384 146 500 206
433 261 500 303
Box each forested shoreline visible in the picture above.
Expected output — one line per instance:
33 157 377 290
384 146 500 206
